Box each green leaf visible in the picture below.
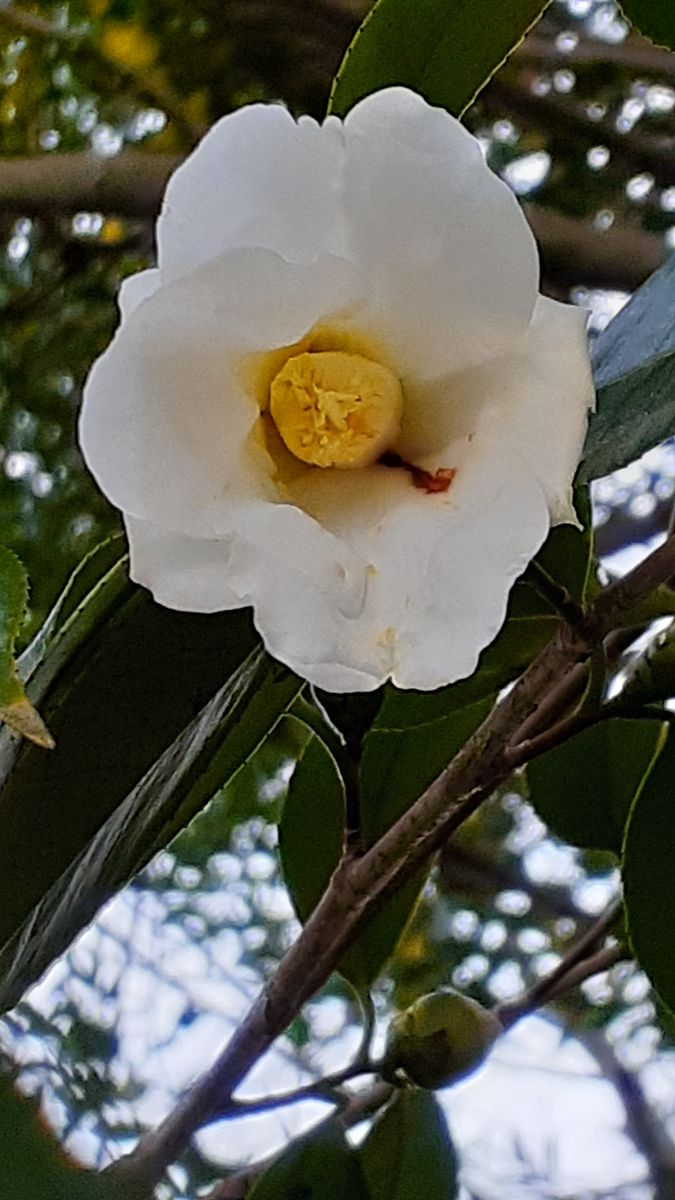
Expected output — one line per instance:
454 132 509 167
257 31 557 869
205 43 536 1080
17 534 130 695
623 728 675 1014
0 649 301 1013
0 545 53 749
278 716 346 929
534 490 595 605
527 718 666 853
359 1090 459 1200
0 1075 127 1200
344 698 492 986
279 700 489 989
617 1 675 50
581 253 675 484
249 1120 369 1200
0 537 131 784
329 0 550 118
0 593 259 952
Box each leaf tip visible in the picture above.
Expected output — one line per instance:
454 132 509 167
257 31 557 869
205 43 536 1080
0 696 55 749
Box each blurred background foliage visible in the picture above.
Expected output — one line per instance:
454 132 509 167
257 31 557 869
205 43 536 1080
4 1 675 1197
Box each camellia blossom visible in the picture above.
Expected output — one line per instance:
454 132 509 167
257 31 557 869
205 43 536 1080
79 87 594 693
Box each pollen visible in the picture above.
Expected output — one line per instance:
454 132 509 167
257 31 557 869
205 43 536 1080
269 350 404 470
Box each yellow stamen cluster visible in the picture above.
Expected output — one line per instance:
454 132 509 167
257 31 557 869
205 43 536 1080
269 350 404 470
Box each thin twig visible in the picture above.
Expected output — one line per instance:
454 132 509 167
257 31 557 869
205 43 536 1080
204 1081 394 1200
523 559 585 626
497 900 623 1029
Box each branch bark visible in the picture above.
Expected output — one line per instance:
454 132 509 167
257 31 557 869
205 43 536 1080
0 151 663 291
105 534 675 1191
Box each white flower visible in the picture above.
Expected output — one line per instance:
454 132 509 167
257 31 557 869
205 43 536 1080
79 87 594 693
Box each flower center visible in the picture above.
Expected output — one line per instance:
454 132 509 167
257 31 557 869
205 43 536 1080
268 350 404 470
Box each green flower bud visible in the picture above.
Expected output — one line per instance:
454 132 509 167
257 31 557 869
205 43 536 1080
381 989 501 1089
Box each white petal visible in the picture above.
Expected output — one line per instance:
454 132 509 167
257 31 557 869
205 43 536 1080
342 88 539 379
126 516 243 611
118 268 160 324
448 296 594 525
286 428 550 691
158 105 347 280
124 423 551 693
79 248 362 534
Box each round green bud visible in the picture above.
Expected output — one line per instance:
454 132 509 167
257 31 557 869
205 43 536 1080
381 989 501 1090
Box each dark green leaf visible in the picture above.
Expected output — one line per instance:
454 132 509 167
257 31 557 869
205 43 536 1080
359 1090 459 1200
534 490 594 605
278 716 346 928
17 534 130 694
0 1075 126 1200
618 1 675 49
623 727 675 1014
249 1120 369 1200
0 648 301 1012
581 253 675 484
329 0 550 118
343 698 492 986
0 596 258 943
0 538 131 784
527 718 666 853
0 544 53 748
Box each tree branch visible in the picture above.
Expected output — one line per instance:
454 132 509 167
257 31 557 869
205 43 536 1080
104 534 675 1191
205 905 627 1200
0 4 82 38
489 76 675 190
497 900 624 1029
0 162 665 293
517 31 675 76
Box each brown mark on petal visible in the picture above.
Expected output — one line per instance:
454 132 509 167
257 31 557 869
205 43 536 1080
380 451 457 495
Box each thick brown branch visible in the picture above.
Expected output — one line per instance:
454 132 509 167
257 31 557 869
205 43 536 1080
490 76 675 189
0 152 662 292
517 31 675 75
0 151 180 219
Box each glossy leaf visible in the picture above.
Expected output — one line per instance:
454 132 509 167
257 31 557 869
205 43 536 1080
0 1076 127 1200
329 0 550 118
623 728 675 1014
0 590 272 991
343 698 493 986
0 537 131 786
278 716 346 929
17 534 130 696
279 699 489 989
527 718 666 853
618 1 675 49
0 649 301 1012
534 490 595 604
359 1090 459 1200
249 1120 368 1200
0 544 53 748
581 253 675 483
